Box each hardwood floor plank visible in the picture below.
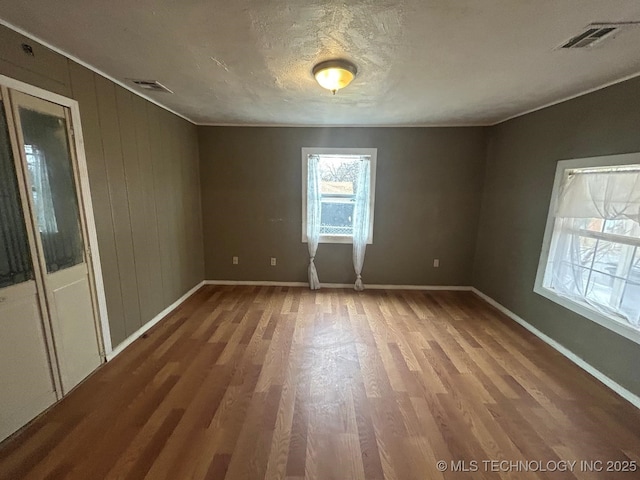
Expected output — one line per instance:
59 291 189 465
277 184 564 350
122 407 185 480
2 287 640 480
203 453 231 480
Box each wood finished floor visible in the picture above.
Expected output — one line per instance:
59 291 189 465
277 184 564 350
1 286 640 480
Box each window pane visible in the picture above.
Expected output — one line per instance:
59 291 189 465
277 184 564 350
581 218 605 233
320 200 354 235
319 157 359 195
592 239 632 277
318 156 361 236
0 102 34 288
585 271 616 307
25 145 59 234
550 262 590 296
629 248 640 284
19 107 84 273
603 218 640 238
620 249 640 326
321 181 354 195
574 234 597 268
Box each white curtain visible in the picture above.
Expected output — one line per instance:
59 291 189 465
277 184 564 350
26 146 58 234
556 169 640 222
306 155 321 290
548 168 640 326
352 158 371 291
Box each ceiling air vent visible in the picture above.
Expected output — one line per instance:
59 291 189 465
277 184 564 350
560 25 618 48
129 79 173 93
558 21 640 49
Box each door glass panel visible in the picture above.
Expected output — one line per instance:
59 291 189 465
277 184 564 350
18 106 84 273
0 101 34 288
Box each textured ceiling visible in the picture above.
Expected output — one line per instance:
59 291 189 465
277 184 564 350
1 0 640 126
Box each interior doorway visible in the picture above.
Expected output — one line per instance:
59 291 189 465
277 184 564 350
0 75 109 442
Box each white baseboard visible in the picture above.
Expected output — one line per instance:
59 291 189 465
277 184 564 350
204 279 472 291
205 280 309 287
471 288 640 410
106 281 205 361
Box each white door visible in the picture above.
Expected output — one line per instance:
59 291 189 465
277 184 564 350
0 90 57 441
11 91 101 394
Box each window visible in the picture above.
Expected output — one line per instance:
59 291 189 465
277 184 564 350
302 148 377 244
535 154 640 344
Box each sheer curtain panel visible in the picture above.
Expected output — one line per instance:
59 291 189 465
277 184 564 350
306 155 321 290
352 158 371 291
557 169 640 221
548 168 640 327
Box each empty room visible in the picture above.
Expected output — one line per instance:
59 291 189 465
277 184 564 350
1 1 640 479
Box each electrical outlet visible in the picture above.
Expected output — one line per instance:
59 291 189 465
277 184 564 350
270 257 277 266
433 259 440 268
232 256 238 265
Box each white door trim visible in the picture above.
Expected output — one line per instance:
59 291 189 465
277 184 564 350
0 73 112 357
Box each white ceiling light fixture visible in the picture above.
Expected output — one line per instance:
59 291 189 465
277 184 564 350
312 59 357 95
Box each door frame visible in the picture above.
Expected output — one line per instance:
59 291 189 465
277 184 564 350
0 73 112 358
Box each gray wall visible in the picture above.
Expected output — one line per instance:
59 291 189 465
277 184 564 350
0 25 205 348
199 126 486 285
474 77 640 397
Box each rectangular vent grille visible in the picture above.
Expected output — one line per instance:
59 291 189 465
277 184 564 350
560 25 618 49
129 79 173 93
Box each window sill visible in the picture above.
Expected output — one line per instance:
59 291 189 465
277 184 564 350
302 235 373 245
320 235 353 244
534 284 640 346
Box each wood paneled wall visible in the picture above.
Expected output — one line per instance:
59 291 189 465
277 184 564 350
0 25 204 348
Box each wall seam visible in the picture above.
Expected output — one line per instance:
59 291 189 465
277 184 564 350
470 126 495 289
116 89 144 331
90 72 127 343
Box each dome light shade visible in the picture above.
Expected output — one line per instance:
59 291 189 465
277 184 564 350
312 60 357 94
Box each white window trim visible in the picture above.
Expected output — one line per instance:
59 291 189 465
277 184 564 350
301 147 377 244
534 151 640 345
